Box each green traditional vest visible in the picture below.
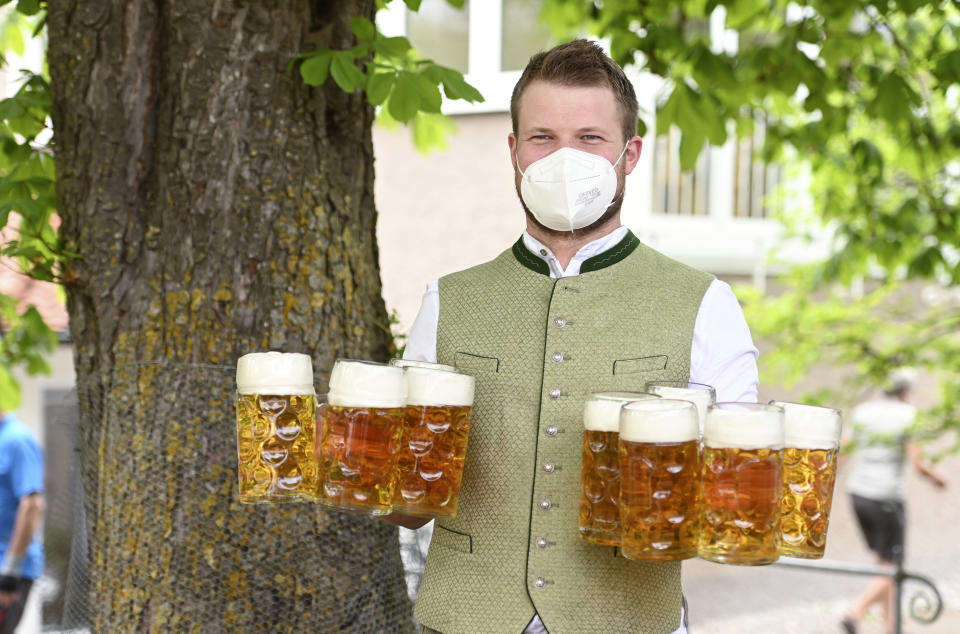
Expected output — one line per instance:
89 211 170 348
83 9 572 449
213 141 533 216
415 231 714 634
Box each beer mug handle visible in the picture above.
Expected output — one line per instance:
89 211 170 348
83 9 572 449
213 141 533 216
314 396 328 462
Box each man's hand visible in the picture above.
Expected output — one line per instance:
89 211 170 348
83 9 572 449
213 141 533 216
0 574 19 608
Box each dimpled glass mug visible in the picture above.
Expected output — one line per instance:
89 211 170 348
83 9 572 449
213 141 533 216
316 359 407 515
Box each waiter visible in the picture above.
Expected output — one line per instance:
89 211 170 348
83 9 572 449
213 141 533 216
387 39 759 634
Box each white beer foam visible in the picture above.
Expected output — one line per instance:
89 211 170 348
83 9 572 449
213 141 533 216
405 366 475 407
645 385 714 425
236 351 315 395
583 392 659 432
620 399 699 443
328 360 407 408
772 401 842 449
389 359 457 373
704 406 784 449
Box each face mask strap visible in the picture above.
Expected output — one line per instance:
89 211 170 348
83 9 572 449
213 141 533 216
612 142 629 169
514 148 526 178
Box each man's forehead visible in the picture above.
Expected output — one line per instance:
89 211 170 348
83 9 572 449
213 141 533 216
516 80 620 129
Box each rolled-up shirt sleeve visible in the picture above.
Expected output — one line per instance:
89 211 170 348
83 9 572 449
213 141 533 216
690 279 760 403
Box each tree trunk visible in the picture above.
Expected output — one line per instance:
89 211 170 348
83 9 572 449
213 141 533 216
47 1 413 631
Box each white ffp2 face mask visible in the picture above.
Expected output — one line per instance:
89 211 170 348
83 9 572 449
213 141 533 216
516 144 627 232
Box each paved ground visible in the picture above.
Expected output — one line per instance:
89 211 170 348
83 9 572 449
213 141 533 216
684 450 960 633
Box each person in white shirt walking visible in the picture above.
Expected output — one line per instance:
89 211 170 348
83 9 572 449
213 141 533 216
841 370 947 634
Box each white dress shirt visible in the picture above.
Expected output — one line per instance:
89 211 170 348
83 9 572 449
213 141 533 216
406 226 760 403
403 227 760 634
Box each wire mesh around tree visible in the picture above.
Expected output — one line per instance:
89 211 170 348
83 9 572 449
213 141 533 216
47 361 415 633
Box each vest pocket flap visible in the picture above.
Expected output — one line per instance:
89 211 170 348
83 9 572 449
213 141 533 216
454 352 500 374
432 525 473 554
613 355 668 375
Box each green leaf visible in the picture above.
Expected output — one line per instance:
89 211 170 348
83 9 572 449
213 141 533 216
366 72 396 107
350 43 370 59
430 65 483 103
636 118 648 137
868 72 919 126
444 0 466 7
411 111 459 154
934 50 960 86
350 17 376 42
330 51 366 93
402 0 422 10
299 50 332 86
409 72 442 113
0 365 21 411
678 128 707 171
388 73 421 123
373 36 412 59
15 0 39 16
0 10 26 57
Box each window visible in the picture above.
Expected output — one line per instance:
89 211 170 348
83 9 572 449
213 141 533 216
501 0 553 71
651 127 710 216
733 116 780 218
405 0 470 74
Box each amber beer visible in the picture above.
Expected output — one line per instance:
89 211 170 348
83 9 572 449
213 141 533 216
645 381 716 436
619 399 700 561
773 401 842 559
316 360 407 515
388 361 475 518
235 352 318 503
699 403 785 565
579 392 659 546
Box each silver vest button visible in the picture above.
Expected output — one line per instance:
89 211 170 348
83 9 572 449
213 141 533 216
534 576 546 589
553 317 566 328
550 352 564 363
539 498 552 511
536 537 549 549
542 462 555 474
545 425 558 437
548 388 561 400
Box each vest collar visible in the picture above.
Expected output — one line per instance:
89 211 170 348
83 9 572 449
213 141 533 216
511 230 641 276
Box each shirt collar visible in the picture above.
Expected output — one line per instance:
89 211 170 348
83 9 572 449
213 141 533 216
521 226 631 278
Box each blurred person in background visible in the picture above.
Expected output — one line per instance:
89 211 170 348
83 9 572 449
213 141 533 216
0 410 44 634
841 369 947 634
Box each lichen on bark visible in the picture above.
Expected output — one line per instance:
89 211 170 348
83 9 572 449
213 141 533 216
48 1 412 631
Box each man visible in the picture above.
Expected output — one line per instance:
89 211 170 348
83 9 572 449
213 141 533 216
388 39 758 633
841 370 947 634
0 410 44 634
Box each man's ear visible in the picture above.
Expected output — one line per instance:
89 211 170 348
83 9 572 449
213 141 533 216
624 136 643 175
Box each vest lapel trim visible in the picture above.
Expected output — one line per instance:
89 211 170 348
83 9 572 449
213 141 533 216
580 230 641 273
510 231 642 277
511 237 551 275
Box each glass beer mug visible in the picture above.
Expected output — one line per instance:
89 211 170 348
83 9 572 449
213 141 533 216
699 402 785 565
316 359 407 515
645 380 716 436
772 401 842 559
619 399 700 561
579 391 659 546
235 351 318 503
388 360 475 519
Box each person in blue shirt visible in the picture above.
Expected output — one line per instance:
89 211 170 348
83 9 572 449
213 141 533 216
0 411 45 634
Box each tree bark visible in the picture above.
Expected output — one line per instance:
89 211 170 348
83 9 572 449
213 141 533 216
47 1 412 631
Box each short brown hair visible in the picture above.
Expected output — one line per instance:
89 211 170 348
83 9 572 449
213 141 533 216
510 39 639 144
